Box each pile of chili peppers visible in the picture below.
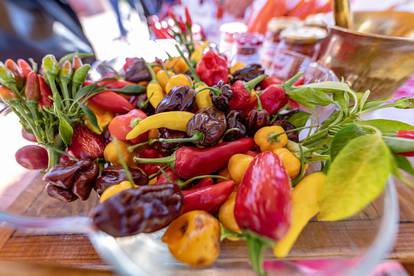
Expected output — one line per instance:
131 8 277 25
2 38 414 275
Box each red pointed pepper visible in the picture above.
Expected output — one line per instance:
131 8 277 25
397 130 414 156
184 6 192 26
196 50 229 86
25 71 40 102
108 109 148 144
259 76 282 89
137 148 163 175
235 152 292 275
38 75 53 108
134 138 255 179
17 59 33 78
259 84 288 115
5 59 24 88
68 125 106 159
98 79 135 89
156 168 181 185
88 91 134 114
182 180 235 213
229 74 266 110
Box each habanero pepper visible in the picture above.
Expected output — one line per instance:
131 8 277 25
235 152 292 275
181 180 235 214
126 111 195 140
259 84 288 115
156 167 181 185
195 82 213 110
245 93 270 135
134 138 255 179
165 74 192 93
136 148 164 175
108 109 148 144
88 91 134 114
196 50 229 86
229 74 266 110
155 85 196 113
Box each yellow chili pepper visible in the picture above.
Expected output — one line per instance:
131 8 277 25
227 154 254 184
273 172 326 257
156 69 171 90
104 140 134 167
126 111 195 140
218 192 240 235
84 102 114 134
146 63 164 108
165 74 192 93
273 148 301 179
165 57 189 74
195 82 212 109
100 181 134 203
254 126 288 152
162 210 220 267
190 41 209 63
230 61 246 74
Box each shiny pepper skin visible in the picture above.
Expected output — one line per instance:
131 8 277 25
245 109 270 135
104 140 134 167
195 82 213 110
95 166 148 195
235 152 292 240
196 50 229 86
186 106 227 146
156 69 171 90
165 74 192 93
155 85 196 113
100 181 134 202
223 110 246 142
254 126 288 152
260 85 288 115
218 192 240 233
162 210 221 267
92 184 183 237
228 154 253 184
123 57 152 82
211 81 233 112
155 128 189 155
231 64 265 83
273 148 301 179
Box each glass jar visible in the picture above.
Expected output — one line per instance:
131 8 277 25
219 22 247 60
233 32 264 65
278 26 328 59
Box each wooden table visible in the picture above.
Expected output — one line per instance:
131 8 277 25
0 171 413 275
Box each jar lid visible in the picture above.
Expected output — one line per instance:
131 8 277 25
235 32 264 46
280 26 327 44
267 17 303 33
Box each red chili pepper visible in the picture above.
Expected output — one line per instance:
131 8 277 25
229 74 266 110
5 59 24 88
184 6 192 26
137 148 163 175
196 50 229 86
182 180 235 213
108 109 148 144
38 75 53 108
259 84 288 115
17 59 33 78
234 152 291 275
98 79 134 89
156 167 181 185
0 85 16 101
25 71 40 102
88 91 134 114
260 76 282 89
68 125 106 159
72 55 83 70
293 76 305 87
135 138 255 179
397 130 414 156
192 177 214 189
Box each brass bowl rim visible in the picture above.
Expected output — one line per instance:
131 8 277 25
330 25 414 43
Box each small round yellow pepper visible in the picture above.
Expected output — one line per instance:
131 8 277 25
156 69 171 90
165 57 189 74
227 154 254 184
165 74 192 93
162 210 220 267
273 148 301 179
254 126 288 152
218 192 240 234
104 140 134 167
100 181 133 203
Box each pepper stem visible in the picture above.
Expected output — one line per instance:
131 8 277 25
282 72 304 89
158 132 203 144
134 154 176 166
246 235 267 276
145 62 157 82
196 86 221 96
255 93 263 111
174 44 201 83
245 74 266 92
180 174 229 188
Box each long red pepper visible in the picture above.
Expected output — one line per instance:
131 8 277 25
17 59 33 78
88 91 134 114
38 75 53 108
25 72 40 102
397 130 414 156
134 138 254 179
182 180 235 214
234 152 292 275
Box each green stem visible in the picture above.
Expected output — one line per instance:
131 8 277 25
282 72 304 89
133 154 176 165
158 132 203 144
246 236 267 276
245 74 266 91
46 148 60 169
127 140 150 152
145 62 157 81
255 93 263 111
180 174 229 188
60 81 70 109
175 44 201 82
196 86 221 96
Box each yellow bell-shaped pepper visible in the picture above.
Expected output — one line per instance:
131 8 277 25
156 69 172 90
273 148 301 179
165 74 193 93
273 172 326 257
126 111 194 140
100 181 134 202
195 82 212 110
254 126 288 152
227 154 254 184
165 57 189 74
146 63 164 108
84 103 114 134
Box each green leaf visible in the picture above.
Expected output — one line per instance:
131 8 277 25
330 124 367 160
394 155 414 177
296 81 352 92
287 111 310 128
318 134 392 221
287 87 334 108
58 114 73 146
80 104 100 131
75 84 104 101
383 136 414 153
333 92 350 115
358 119 414 134
357 90 371 111
390 97 414 109
111 84 146 94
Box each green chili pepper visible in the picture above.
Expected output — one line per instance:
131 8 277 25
71 64 91 97
59 60 73 84
72 55 83 70
42 55 59 77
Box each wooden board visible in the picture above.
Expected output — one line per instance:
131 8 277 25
0 173 414 272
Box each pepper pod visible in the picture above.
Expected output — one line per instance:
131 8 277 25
245 94 270 135
229 74 266 110
222 110 246 141
231 63 265 83
155 85 196 113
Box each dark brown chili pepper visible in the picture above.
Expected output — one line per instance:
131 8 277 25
135 93 155 115
123 57 152 82
95 166 148 195
231 64 265 83
153 128 189 155
246 109 270 135
44 160 99 201
91 184 183 237
223 110 247 141
155 85 196 113
211 81 233 112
